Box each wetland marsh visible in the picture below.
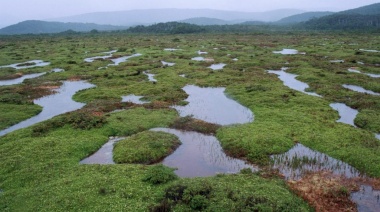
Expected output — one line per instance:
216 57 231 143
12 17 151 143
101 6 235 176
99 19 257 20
0 32 379 211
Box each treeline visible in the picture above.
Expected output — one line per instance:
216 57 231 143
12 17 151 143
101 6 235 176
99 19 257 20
126 22 206 34
303 14 380 30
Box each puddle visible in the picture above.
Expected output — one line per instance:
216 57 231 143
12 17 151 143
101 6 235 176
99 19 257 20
330 103 358 127
172 85 253 125
0 60 51 69
50 68 64 73
84 50 141 66
179 74 186 78
192 57 205 61
161 61 175 67
330 60 344 63
375 134 380 140
268 68 321 97
109 54 142 66
271 143 361 180
151 128 258 177
209 63 226 70
366 73 380 78
351 185 380 212
84 50 117 62
198 50 208 55
342 84 380 96
273 49 300 55
359 49 380 53
80 137 125 164
143 71 157 82
232 58 238 61
0 81 95 137
121 95 149 104
0 73 46 86
348 68 361 74
164 48 181 51
347 68 380 78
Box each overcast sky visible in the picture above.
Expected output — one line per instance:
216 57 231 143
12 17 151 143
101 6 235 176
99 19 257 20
1 0 379 27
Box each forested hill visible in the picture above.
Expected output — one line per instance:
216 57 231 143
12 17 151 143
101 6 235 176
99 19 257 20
275 12 334 24
126 22 206 34
0 20 127 35
301 3 380 30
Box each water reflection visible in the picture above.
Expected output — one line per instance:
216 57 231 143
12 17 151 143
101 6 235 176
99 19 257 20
271 143 361 180
273 49 300 55
209 63 226 70
143 71 157 82
0 60 50 69
330 103 358 127
351 185 380 212
0 73 46 86
161 61 175 67
0 81 95 137
151 128 258 177
342 84 380 96
172 85 254 125
268 68 321 97
80 137 125 164
121 95 149 104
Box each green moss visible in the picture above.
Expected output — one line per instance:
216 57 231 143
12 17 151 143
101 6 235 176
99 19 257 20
113 131 180 164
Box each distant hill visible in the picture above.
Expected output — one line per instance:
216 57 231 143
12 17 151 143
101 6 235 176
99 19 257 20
301 3 380 30
0 20 127 35
275 12 334 24
340 3 380 15
48 8 304 26
180 17 231 25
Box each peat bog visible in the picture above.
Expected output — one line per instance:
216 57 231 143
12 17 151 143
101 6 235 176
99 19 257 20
0 32 379 211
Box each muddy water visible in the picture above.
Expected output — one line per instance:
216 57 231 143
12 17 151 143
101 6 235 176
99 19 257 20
351 185 380 212
343 84 380 96
121 95 149 104
330 103 358 127
80 137 125 164
268 68 321 97
271 143 361 180
0 60 50 69
0 81 95 137
273 49 299 55
151 128 258 177
172 85 253 125
0 73 46 86
209 63 226 70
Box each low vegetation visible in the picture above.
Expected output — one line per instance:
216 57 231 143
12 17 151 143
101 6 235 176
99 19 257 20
113 131 180 164
0 31 379 211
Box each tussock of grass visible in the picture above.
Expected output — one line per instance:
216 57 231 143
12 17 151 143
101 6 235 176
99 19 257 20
113 131 180 164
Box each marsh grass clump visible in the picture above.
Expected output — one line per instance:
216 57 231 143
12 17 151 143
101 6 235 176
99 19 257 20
143 164 178 185
150 175 311 211
113 131 180 164
170 116 221 135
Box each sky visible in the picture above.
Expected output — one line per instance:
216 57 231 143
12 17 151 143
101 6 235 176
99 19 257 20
1 0 379 27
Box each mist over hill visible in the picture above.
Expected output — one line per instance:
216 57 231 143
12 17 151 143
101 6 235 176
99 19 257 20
47 8 304 26
0 20 127 35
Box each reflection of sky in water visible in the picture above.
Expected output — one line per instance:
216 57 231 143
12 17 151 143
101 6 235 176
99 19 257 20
343 84 380 96
330 103 358 127
80 137 125 164
0 81 95 136
271 143 361 180
172 85 254 125
0 73 46 86
0 60 50 69
268 68 321 97
151 128 258 177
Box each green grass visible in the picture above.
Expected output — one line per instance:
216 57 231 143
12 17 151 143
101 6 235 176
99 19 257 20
113 131 180 164
1 32 380 211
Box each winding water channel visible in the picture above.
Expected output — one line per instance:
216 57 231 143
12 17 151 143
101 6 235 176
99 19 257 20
0 81 95 136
